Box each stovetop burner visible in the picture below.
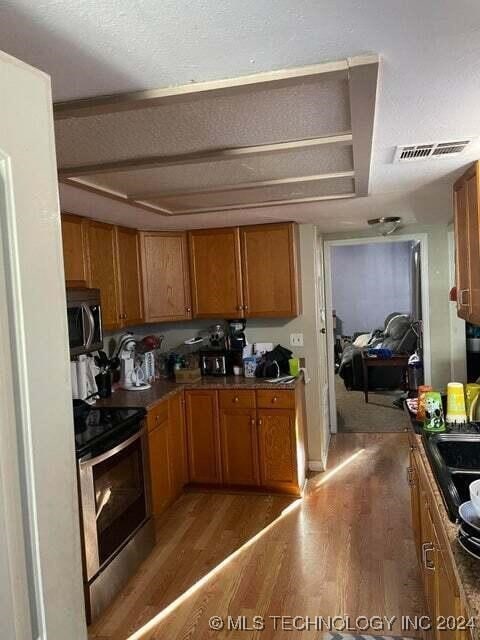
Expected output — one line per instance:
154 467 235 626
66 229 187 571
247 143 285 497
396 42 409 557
74 406 146 458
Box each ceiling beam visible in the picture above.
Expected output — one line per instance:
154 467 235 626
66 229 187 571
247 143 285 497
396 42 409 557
348 58 379 196
128 171 355 201
53 58 358 119
61 178 173 216
57 133 353 178
166 192 356 216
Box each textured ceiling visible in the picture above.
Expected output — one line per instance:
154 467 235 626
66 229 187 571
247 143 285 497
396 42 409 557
2 0 480 230
54 73 350 166
55 60 369 215
78 145 354 194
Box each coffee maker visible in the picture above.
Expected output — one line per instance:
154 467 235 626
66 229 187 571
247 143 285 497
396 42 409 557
226 319 247 369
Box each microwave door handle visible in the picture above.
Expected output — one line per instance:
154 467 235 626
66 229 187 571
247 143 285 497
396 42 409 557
83 304 95 349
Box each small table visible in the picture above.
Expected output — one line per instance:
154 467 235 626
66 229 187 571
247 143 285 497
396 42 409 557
361 352 409 403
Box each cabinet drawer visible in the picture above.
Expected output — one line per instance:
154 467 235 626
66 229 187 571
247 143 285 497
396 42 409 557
219 390 256 409
147 399 169 432
256 390 295 409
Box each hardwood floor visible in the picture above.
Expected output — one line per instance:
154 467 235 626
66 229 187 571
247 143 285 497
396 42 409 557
89 433 425 640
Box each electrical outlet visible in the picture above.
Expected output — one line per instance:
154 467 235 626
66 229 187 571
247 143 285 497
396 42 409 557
290 333 304 347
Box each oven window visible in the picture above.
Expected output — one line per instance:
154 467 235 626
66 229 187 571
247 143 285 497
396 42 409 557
67 306 85 349
93 438 147 567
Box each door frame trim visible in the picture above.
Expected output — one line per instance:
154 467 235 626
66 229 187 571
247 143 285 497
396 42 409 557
324 233 431 433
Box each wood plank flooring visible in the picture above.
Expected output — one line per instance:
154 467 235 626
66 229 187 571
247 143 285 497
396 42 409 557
89 433 425 640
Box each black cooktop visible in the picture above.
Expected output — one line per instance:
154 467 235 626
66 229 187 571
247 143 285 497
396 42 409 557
74 406 146 458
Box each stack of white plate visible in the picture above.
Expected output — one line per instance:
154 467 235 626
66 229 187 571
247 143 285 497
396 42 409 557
458 501 480 559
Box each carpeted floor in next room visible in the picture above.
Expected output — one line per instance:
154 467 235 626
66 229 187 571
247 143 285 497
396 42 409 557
335 375 410 433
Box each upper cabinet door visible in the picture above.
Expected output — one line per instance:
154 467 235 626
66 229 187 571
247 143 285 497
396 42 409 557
140 232 192 322
116 226 144 326
87 221 121 330
466 169 480 323
454 176 472 320
241 222 300 317
188 228 244 318
61 213 90 287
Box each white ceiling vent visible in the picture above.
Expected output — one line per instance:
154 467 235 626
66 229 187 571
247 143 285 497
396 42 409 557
393 140 471 162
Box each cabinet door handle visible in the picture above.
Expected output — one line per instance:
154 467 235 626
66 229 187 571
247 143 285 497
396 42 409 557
406 467 415 487
272 396 278 403
185 307 191 313
237 305 244 311
460 289 470 306
251 417 256 427
258 418 263 426
422 542 435 571
244 304 249 311
233 396 239 403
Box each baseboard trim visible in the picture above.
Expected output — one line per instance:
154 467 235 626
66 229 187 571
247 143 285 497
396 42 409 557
308 460 325 472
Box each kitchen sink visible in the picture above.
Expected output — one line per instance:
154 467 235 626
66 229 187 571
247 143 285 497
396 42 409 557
424 432 480 522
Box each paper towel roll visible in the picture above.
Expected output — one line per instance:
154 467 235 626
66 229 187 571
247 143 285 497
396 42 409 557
77 356 88 400
70 361 79 399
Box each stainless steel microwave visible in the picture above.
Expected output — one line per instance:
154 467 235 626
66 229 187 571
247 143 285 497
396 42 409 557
67 288 103 356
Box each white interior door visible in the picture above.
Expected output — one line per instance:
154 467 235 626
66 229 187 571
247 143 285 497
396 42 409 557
0 50 87 639
315 232 332 462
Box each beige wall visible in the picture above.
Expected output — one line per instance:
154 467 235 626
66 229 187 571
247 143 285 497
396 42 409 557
106 224 327 467
323 223 452 390
0 51 87 638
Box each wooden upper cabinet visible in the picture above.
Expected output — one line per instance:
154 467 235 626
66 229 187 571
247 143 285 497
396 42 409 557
140 232 191 322
184 390 222 484
87 221 121 330
116 226 143 326
454 178 471 319
188 228 244 318
466 170 480 321
61 213 89 287
454 161 480 323
241 222 300 317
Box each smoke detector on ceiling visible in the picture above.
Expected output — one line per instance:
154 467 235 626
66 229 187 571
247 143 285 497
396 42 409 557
393 139 472 163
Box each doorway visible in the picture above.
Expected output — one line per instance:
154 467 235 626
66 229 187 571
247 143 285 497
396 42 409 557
324 234 431 434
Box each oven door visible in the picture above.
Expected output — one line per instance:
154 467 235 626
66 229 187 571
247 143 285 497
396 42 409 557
78 428 150 581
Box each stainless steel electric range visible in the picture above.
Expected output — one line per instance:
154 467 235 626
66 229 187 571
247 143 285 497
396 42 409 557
74 406 154 623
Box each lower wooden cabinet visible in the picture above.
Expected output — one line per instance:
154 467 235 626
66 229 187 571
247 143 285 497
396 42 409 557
185 387 305 495
146 386 306 515
409 446 469 640
257 409 297 492
185 389 222 484
168 392 188 494
147 403 171 516
219 391 259 486
147 393 187 518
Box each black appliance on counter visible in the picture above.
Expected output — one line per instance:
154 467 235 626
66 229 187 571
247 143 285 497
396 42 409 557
199 349 232 376
226 319 247 370
74 404 154 623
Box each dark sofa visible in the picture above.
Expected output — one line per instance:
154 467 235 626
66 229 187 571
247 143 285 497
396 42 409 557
338 313 418 391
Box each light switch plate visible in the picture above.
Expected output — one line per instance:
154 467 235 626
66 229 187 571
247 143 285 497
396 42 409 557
290 333 304 347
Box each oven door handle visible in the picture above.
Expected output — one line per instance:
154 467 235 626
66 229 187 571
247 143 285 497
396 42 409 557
79 427 145 468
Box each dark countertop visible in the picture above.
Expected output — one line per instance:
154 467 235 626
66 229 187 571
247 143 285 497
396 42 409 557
405 410 480 636
95 375 301 411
